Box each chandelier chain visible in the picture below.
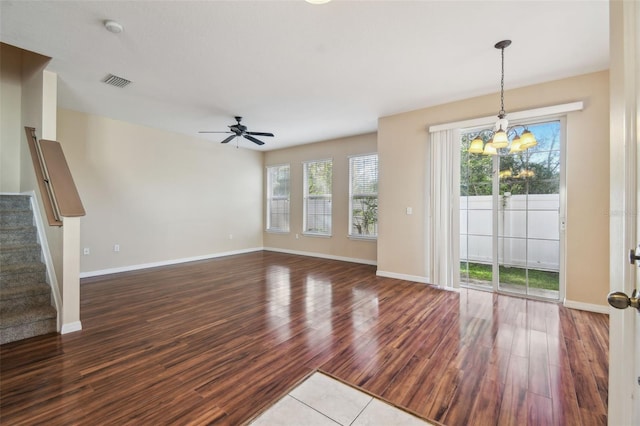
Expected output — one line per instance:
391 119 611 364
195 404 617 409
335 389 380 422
467 40 538 156
499 46 505 117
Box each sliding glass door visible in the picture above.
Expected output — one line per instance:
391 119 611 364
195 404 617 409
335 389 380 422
460 119 563 301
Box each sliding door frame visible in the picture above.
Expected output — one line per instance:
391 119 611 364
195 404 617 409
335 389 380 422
460 115 567 302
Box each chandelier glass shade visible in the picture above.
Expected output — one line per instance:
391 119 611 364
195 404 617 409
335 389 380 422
468 40 537 156
468 123 538 156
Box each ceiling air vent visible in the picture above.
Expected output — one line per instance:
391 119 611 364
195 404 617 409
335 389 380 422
102 74 131 88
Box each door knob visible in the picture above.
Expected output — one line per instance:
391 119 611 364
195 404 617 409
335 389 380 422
631 248 640 265
608 289 640 312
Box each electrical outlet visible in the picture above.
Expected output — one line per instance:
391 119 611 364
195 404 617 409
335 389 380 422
229 234 233 240
113 244 120 252
83 248 90 255
295 234 299 239
406 207 413 215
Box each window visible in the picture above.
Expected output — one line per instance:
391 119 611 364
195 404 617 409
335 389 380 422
349 154 378 238
303 159 332 236
266 164 290 232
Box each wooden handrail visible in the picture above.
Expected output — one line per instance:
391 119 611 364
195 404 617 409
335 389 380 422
25 127 85 226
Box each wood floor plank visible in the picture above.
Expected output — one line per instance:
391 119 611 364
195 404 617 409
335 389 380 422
527 392 554 425
470 376 505 426
549 363 582 426
498 383 527 426
528 329 551 398
563 336 607 417
422 365 462 422
0 251 609 425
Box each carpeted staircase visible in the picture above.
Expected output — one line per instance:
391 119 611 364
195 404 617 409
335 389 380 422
0 194 57 345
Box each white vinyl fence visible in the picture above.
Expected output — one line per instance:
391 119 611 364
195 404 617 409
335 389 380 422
460 194 560 272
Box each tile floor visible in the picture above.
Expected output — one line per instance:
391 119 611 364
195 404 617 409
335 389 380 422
250 372 434 426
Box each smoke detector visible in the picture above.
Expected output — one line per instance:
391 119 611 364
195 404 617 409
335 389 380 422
104 20 124 34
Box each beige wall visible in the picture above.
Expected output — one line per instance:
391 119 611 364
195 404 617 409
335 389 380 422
0 44 23 192
57 109 264 274
378 71 610 308
264 133 377 264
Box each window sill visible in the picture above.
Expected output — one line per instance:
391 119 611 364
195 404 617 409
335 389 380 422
348 235 377 241
302 232 332 238
266 229 289 234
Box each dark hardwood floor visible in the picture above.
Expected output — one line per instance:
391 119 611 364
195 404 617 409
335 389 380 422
0 251 608 425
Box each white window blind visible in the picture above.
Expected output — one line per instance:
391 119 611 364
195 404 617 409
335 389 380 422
349 154 378 238
266 164 290 232
303 159 332 236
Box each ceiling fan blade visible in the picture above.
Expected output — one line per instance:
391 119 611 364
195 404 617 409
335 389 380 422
199 131 234 134
246 131 274 137
243 135 265 146
221 135 237 144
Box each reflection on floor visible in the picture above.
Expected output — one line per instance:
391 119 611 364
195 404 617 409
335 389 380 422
251 372 433 426
463 280 560 300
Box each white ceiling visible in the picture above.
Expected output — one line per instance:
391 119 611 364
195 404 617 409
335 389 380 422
1 0 609 151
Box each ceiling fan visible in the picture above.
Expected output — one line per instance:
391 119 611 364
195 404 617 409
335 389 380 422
198 116 274 146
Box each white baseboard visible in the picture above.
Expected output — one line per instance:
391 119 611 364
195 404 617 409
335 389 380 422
563 299 609 314
376 270 430 284
263 247 377 266
79 247 263 278
438 285 462 293
61 321 82 334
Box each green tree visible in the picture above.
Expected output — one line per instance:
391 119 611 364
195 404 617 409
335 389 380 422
352 196 377 235
307 160 332 194
461 134 493 196
462 122 560 196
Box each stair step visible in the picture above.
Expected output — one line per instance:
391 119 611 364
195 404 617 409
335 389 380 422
0 282 50 299
0 195 31 211
0 262 47 287
0 195 58 345
0 306 57 345
1 305 56 327
0 243 42 264
0 210 33 227
0 226 38 245
0 283 51 312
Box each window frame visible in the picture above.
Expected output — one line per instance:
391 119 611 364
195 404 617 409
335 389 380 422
302 158 333 237
348 153 379 240
266 163 290 233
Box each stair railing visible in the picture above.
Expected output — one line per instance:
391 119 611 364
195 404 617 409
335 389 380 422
24 127 85 225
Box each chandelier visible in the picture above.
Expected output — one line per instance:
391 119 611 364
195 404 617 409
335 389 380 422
468 40 537 156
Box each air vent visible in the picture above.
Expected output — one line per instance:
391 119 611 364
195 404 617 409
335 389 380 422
102 74 131 88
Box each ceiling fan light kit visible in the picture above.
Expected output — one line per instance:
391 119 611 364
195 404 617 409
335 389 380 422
199 116 274 146
468 40 538 156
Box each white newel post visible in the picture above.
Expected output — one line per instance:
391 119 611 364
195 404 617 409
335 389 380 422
61 216 82 333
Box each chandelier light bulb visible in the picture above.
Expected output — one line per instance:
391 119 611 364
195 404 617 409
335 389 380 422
468 137 485 154
483 143 497 155
492 129 509 148
519 130 538 149
509 135 523 153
